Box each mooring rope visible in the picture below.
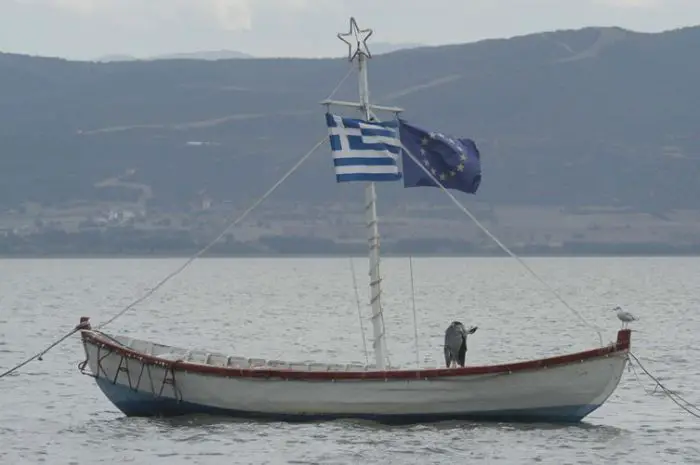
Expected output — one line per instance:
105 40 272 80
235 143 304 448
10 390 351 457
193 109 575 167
0 319 91 379
627 351 700 420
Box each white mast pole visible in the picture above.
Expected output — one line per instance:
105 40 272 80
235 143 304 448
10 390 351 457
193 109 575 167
334 17 389 370
357 52 388 370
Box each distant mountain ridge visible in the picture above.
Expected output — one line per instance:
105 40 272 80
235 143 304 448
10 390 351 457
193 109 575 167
92 42 423 62
0 25 699 216
95 49 253 62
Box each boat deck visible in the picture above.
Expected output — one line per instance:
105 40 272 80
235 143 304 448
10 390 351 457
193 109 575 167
108 333 391 372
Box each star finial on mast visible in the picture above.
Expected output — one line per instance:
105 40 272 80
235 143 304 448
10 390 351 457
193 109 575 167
337 17 373 62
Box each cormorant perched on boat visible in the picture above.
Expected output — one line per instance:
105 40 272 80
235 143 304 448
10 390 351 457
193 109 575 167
444 321 478 368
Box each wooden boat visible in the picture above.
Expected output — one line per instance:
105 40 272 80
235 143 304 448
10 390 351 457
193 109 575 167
77 17 632 423
78 319 630 423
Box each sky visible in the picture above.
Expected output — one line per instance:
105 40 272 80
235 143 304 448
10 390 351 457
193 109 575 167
1 0 699 60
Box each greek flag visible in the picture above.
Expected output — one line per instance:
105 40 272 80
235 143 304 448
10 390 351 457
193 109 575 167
325 112 402 183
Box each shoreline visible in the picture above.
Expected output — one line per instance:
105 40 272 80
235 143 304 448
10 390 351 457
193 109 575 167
2 251 700 259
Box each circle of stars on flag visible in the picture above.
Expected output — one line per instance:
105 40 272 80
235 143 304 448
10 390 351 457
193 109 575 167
419 133 468 182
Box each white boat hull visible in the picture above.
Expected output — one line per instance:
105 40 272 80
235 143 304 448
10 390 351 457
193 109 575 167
78 321 631 424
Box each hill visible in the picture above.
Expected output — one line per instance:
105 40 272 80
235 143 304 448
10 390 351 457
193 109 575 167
95 50 254 62
93 43 421 62
1 25 699 255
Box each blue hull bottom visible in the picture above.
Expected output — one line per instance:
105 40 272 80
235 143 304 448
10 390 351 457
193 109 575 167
95 378 601 424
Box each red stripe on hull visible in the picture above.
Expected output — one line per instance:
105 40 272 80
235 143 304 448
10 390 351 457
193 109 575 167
80 326 631 381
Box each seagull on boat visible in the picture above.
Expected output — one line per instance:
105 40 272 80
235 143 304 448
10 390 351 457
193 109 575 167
444 321 478 368
613 306 637 329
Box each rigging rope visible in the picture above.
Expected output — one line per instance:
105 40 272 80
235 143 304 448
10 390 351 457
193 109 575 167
97 137 326 330
379 302 392 368
97 66 353 329
400 143 605 347
409 256 421 368
326 65 355 103
98 63 355 329
348 257 369 366
0 139 325 380
0 63 357 379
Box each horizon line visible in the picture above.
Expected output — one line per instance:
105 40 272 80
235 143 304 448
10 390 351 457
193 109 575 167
2 23 696 63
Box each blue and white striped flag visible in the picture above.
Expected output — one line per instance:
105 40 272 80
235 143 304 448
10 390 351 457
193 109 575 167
325 112 402 183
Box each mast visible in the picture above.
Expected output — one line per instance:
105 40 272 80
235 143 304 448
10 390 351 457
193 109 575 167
359 56 388 371
334 18 390 370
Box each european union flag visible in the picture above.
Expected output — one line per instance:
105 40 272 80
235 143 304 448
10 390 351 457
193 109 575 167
399 120 482 194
